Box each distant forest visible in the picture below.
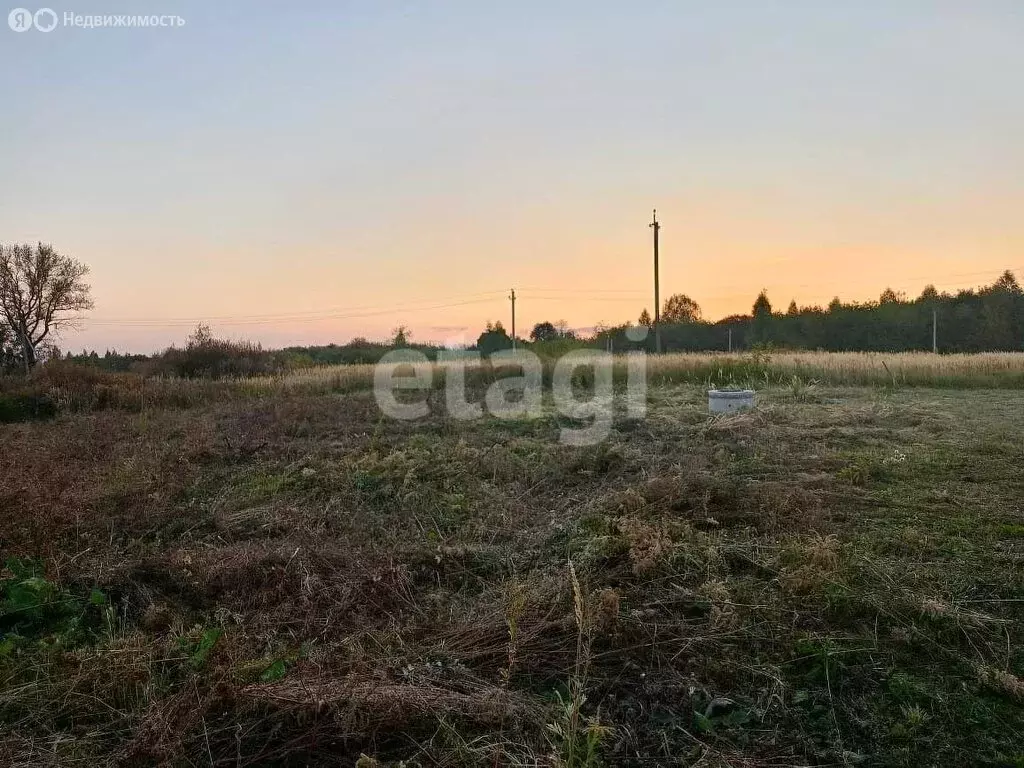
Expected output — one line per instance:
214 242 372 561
615 270 1024 355
60 271 1023 372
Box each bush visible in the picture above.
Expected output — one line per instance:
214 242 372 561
149 325 287 379
0 391 57 423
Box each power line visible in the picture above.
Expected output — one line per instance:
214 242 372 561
86 290 507 324
518 264 1018 300
519 265 1023 302
77 265 1024 330
517 295 647 303
751 265 1024 296
85 296 504 327
523 265 1024 307
519 287 648 295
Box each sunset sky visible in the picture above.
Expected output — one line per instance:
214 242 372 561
2 1 1022 352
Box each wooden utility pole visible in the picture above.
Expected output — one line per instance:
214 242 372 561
650 209 662 354
510 288 517 351
932 307 937 354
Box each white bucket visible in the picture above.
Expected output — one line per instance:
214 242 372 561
708 389 755 413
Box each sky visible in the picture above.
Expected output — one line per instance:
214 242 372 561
1 1 1022 352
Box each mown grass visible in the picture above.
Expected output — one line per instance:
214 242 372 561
1 383 1022 765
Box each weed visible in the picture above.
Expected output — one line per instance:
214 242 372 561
546 561 611 767
0 558 111 650
178 626 223 669
502 583 527 685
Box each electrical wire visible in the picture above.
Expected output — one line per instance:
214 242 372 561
77 265 1022 328
85 292 508 327
86 298 503 328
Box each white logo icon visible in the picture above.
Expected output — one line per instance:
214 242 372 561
33 7 56 31
7 7 57 31
8 7 33 30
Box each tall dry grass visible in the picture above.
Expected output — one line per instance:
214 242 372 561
5 351 1024 419
644 350 1024 388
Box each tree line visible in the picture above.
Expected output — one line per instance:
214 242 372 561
610 271 1023 354
465 270 1023 356
53 269 1024 376
3 241 1022 378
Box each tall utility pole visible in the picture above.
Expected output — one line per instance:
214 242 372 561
510 288 517 351
650 209 662 354
932 308 937 354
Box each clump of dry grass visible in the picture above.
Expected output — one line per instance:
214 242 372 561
244 675 537 724
615 517 674 575
697 580 740 631
978 667 1024 701
779 534 842 595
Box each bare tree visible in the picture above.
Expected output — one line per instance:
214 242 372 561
0 243 93 372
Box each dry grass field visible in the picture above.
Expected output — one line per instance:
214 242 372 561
2 355 1024 766
6 350 1024 418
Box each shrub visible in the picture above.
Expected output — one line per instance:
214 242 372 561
149 324 287 379
0 391 57 423
4 360 142 413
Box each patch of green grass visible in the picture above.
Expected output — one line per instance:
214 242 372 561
0 558 112 653
229 468 297 505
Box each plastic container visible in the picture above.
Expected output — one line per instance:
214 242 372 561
708 389 755 414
